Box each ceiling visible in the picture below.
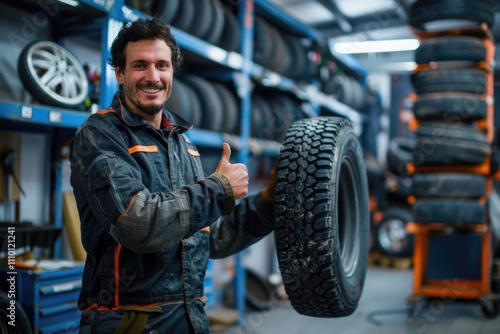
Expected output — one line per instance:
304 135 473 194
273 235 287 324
268 0 500 73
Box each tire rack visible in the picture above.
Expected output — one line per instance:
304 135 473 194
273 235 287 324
405 24 500 316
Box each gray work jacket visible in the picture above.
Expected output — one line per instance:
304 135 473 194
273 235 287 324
69 92 274 332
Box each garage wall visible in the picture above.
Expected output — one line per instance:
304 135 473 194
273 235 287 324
0 4 52 225
19 132 50 223
0 2 51 102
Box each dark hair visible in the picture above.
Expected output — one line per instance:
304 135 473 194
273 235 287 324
108 18 183 71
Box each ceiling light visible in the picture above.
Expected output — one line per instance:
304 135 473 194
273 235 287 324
57 0 79 7
364 61 417 73
335 0 395 18
333 39 419 54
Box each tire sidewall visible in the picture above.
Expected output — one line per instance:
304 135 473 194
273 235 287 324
335 129 370 305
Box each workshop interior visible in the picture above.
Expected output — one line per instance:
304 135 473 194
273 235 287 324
0 0 500 333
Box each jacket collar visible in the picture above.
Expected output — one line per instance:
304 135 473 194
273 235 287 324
112 92 193 133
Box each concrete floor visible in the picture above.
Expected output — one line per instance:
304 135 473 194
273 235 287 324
213 266 500 334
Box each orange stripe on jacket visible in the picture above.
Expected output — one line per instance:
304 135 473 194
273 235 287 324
114 243 122 307
96 107 115 114
128 145 159 154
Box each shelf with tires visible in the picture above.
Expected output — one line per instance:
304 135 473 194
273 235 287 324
252 0 367 133
0 0 367 155
404 0 500 318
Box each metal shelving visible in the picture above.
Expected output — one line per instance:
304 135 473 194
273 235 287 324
0 0 367 141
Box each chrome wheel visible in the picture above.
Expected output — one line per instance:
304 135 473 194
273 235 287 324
19 40 88 108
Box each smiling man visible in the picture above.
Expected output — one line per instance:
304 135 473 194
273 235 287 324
115 38 173 127
69 18 276 333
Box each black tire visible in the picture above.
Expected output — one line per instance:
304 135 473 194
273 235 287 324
374 207 414 258
245 269 274 311
180 80 203 128
266 93 297 143
413 199 485 225
18 40 89 109
330 74 368 111
265 23 290 75
412 68 487 95
282 34 308 80
364 152 384 190
274 117 369 317
415 36 487 64
151 0 180 23
213 83 239 134
386 137 416 177
216 10 240 52
413 93 487 121
0 291 32 334
254 96 276 140
253 17 275 68
181 75 224 132
251 95 273 139
204 0 226 45
488 192 500 258
480 298 500 318
186 0 213 39
385 174 414 198
165 78 194 123
412 122 491 166
409 0 495 30
170 0 196 31
412 172 486 198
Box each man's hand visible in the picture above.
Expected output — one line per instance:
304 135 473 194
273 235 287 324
215 143 249 199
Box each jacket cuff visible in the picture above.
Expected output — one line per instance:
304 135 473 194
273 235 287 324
211 173 236 215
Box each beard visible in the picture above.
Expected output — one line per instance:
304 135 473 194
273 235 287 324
130 98 163 116
123 84 170 116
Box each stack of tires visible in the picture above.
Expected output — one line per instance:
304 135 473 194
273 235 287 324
366 138 415 259
408 0 495 232
406 0 500 316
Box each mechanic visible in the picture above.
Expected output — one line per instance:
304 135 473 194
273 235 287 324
70 18 276 333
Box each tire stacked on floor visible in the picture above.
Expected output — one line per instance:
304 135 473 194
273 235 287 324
367 138 416 259
406 0 500 317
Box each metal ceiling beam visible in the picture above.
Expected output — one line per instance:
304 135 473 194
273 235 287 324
316 0 353 33
393 0 409 21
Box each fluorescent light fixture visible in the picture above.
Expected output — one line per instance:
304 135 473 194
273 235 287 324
334 39 419 54
336 0 395 18
206 46 227 63
365 61 417 73
57 0 79 6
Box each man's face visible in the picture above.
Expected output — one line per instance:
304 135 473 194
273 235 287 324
115 39 173 117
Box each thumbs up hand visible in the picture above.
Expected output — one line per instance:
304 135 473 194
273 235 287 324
214 143 249 199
